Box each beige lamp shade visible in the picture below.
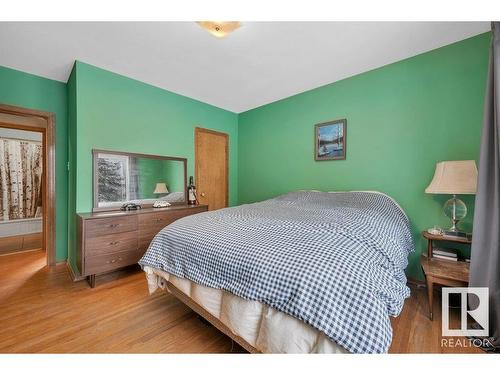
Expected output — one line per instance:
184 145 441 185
153 182 169 195
425 160 478 194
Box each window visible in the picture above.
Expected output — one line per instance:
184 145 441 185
0 138 43 220
97 154 130 206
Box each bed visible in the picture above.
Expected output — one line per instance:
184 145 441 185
139 191 414 353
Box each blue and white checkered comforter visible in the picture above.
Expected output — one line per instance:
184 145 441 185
139 191 414 353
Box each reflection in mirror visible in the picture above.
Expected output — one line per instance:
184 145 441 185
94 151 186 209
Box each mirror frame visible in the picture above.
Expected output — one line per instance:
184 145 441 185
92 149 188 212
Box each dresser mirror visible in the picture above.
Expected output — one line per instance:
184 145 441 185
92 149 187 211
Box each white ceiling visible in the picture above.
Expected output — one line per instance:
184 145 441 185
0 22 490 113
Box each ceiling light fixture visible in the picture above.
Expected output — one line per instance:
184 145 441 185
197 21 241 38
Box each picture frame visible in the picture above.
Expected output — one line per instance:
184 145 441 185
314 119 347 161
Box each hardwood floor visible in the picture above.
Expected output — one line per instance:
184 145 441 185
0 250 483 354
0 250 241 353
390 284 483 353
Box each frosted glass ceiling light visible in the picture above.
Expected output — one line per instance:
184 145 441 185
197 21 241 38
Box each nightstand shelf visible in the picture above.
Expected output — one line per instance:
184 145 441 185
420 231 471 320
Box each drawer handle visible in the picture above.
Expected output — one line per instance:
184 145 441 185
155 218 163 223
109 241 119 246
108 257 123 264
109 224 120 228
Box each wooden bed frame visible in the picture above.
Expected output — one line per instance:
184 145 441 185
166 281 260 353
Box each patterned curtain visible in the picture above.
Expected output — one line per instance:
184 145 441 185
0 138 43 221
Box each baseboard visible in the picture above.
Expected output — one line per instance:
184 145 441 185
0 247 43 257
66 261 85 282
0 232 42 255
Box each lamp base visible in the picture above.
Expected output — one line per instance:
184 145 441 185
443 195 467 235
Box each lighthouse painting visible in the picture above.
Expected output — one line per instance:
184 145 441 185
315 119 346 161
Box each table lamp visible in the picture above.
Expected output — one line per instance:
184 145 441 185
425 160 478 236
153 182 169 205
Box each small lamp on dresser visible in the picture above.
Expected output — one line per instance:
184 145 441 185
154 182 169 196
425 160 478 237
153 182 169 207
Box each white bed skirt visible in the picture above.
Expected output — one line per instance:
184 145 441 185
143 266 347 354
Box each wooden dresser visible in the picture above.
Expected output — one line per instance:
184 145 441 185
77 204 208 287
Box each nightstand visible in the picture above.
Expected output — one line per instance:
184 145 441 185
420 230 471 320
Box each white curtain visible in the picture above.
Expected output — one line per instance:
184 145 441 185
0 138 43 221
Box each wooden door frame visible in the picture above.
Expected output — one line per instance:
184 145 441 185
194 127 229 208
0 103 56 266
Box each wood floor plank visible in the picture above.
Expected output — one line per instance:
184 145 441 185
0 250 484 354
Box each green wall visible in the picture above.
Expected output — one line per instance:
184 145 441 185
0 65 68 262
136 157 165 199
238 33 490 279
135 157 185 198
162 160 185 193
72 61 238 215
67 61 239 268
67 65 77 269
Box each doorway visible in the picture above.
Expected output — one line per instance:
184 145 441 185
0 104 55 266
195 127 228 211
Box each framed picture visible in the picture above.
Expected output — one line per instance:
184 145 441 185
314 119 346 161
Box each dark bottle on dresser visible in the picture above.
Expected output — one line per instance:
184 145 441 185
188 176 197 205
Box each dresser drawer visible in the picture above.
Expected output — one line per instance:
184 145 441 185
138 211 176 229
85 216 138 238
138 208 206 230
84 249 142 276
138 208 207 251
77 205 208 284
86 231 138 256
138 212 172 251
182 206 207 215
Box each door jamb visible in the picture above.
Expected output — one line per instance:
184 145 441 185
0 103 56 266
